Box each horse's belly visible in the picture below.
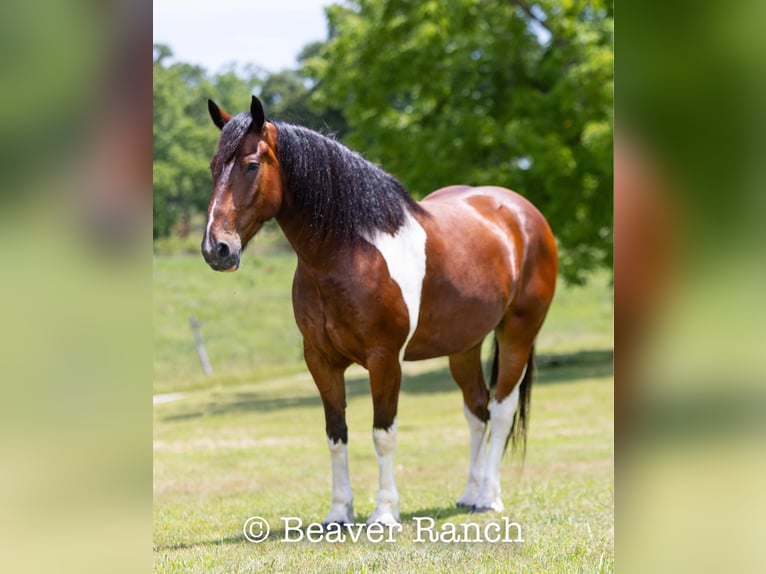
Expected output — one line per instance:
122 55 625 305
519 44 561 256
402 269 511 360
404 252 514 361
402 288 507 360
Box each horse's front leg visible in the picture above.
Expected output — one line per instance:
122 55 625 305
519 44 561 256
304 345 354 525
366 350 402 525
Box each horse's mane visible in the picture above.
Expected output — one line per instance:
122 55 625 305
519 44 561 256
273 121 424 245
213 113 423 244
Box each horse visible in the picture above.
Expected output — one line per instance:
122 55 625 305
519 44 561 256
202 96 558 526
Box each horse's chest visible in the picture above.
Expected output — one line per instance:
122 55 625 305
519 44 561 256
292 214 428 364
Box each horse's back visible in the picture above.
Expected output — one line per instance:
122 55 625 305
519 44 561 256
422 185 546 226
421 185 557 276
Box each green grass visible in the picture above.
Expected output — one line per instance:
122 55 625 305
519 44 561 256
154 230 613 572
153 224 305 393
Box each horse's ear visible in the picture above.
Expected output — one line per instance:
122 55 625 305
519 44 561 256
208 99 231 130
250 95 266 132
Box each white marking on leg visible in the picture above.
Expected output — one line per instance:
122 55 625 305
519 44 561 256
475 365 526 511
323 438 354 524
362 211 427 360
457 405 488 507
368 418 399 525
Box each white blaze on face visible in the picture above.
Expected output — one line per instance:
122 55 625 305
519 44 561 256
362 210 427 359
204 198 218 251
204 160 235 251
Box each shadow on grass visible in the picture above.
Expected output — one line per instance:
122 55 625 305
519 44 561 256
397 348 613 391
155 534 246 552
536 348 613 385
160 348 612 421
400 505 473 521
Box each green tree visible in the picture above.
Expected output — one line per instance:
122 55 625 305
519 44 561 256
259 43 347 136
153 44 213 237
152 45 263 238
153 44 348 239
306 0 613 283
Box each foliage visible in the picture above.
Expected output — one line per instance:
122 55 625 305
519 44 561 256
153 44 346 239
153 0 614 283
153 45 263 238
260 43 348 135
306 0 613 283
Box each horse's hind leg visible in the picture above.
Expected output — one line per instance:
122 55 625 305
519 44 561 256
473 331 534 512
449 343 490 508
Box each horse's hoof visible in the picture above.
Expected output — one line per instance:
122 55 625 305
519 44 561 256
471 493 504 512
323 502 354 527
456 501 473 509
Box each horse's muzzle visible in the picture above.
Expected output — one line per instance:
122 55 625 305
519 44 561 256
202 237 241 272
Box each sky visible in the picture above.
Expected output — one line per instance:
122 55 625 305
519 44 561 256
153 0 334 73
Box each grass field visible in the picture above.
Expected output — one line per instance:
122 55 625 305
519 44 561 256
153 230 613 572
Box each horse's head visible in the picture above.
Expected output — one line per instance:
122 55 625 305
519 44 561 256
201 96 282 272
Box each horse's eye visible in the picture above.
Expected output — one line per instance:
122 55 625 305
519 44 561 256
246 162 260 174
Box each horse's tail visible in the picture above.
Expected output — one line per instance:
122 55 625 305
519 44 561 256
488 337 500 392
488 339 535 459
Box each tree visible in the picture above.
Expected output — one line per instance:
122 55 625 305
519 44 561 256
152 45 263 238
258 43 347 136
152 43 347 239
305 0 613 283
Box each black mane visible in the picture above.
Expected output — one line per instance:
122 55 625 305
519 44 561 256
213 113 423 244
273 122 424 245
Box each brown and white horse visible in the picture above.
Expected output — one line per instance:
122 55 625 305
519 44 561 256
202 96 557 525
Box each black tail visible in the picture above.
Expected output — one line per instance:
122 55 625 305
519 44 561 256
488 339 535 459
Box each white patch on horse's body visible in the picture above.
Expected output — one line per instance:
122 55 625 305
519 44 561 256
367 418 400 525
324 438 354 524
362 210 427 360
473 365 526 511
457 404 488 507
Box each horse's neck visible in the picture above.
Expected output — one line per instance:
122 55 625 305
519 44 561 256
274 201 338 269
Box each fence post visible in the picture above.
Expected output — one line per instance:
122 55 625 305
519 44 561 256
189 315 213 376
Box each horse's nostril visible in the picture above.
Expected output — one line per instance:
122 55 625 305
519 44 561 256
216 241 230 259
